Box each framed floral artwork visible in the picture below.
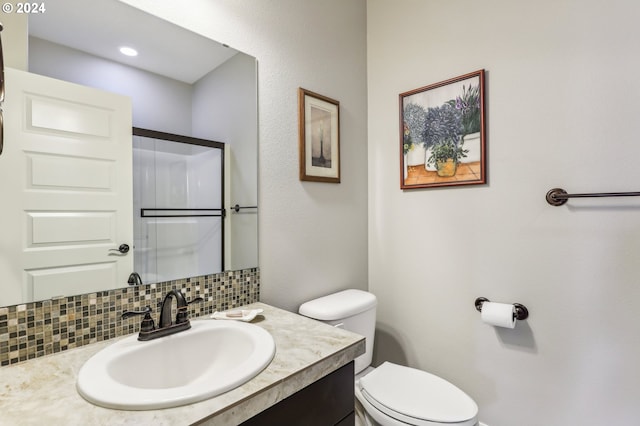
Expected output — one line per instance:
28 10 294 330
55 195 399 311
298 88 340 183
400 70 486 189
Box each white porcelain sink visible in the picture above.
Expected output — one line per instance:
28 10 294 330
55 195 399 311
76 320 275 410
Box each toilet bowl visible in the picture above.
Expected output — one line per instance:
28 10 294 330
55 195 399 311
299 289 479 426
355 362 478 426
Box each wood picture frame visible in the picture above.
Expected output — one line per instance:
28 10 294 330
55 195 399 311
400 70 486 189
299 88 340 183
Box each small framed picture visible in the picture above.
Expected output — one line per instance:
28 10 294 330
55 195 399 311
298 88 340 183
400 70 486 189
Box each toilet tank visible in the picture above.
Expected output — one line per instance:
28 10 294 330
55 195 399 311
298 289 377 374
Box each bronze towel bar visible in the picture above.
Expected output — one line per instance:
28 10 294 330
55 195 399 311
546 188 640 206
232 204 258 213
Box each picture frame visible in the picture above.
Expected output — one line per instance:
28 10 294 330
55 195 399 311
400 69 486 190
298 88 340 183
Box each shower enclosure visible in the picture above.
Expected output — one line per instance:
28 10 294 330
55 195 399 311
132 128 224 284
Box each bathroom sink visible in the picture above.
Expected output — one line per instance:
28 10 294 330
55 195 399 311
76 319 275 410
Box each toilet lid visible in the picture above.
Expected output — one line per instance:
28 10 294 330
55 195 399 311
358 362 478 424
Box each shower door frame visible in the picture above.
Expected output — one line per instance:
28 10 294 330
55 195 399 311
132 127 226 276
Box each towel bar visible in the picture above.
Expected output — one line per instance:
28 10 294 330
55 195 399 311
546 188 640 206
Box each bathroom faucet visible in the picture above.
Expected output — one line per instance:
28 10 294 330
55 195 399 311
121 290 203 341
127 272 143 286
159 289 190 328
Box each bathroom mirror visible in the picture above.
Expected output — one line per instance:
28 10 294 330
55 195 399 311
0 0 258 305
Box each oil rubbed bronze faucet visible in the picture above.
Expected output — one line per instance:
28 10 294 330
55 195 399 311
127 272 143 286
121 290 203 341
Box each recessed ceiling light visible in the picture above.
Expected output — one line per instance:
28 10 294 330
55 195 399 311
119 46 138 57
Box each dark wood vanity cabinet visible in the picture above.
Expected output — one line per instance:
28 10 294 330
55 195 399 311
240 361 355 426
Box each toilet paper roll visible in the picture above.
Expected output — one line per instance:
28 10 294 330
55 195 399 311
481 301 516 328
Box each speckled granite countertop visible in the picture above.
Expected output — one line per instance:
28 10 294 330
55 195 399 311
0 302 365 425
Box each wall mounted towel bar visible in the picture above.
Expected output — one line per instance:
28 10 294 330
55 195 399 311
232 204 258 213
546 188 640 206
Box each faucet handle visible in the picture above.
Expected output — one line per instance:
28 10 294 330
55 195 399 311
176 297 204 324
122 306 156 333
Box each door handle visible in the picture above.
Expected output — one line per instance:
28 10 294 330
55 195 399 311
109 244 130 254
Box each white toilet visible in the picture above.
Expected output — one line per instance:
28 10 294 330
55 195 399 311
299 289 479 426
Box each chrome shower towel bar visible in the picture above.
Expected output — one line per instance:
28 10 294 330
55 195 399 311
546 188 640 206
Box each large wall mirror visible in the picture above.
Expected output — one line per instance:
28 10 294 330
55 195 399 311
0 0 258 306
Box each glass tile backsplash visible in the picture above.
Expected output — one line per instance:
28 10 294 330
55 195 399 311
0 268 259 366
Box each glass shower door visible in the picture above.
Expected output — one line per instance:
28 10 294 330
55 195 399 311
132 128 224 284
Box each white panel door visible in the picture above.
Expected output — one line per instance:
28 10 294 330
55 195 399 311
0 68 133 305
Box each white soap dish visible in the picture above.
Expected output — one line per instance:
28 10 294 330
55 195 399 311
210 308 264 322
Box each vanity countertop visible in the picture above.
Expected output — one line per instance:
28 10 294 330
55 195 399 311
0 302 365 425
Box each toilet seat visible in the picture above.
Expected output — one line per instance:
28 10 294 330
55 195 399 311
357 362 478 426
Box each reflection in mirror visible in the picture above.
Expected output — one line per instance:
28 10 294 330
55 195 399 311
132 129 225 285
0 0 257 305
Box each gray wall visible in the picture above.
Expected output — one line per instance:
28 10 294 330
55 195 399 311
192 53 259 270
367 1 640 425
29 37 193 135
3 12 28 70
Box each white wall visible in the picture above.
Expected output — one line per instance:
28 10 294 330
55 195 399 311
119 0 370 311
368 1 640 425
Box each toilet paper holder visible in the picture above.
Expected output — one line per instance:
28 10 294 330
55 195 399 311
474 297 529 321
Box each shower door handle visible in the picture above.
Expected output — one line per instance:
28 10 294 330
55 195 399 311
109 244 130 255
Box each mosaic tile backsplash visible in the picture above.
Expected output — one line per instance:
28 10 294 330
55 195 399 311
0 268 259 367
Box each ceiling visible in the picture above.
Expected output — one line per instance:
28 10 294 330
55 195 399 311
28 0 238 84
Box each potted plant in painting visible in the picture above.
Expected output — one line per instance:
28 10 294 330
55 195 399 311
426 137 468 177
403 103 427 171
450 83 481 163
424 103 467 176
453 83 480 136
